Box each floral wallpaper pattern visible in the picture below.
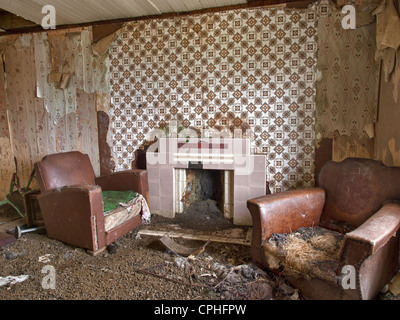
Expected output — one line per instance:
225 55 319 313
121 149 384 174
108 6 318 193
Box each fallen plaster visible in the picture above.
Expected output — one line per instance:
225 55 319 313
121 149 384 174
0 275 29 287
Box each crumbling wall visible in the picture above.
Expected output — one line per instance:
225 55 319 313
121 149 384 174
0 26 114 199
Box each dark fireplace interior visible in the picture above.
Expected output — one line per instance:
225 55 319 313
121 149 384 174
174 169 234 231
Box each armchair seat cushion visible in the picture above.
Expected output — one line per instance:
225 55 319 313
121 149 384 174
103 190 151 232
102 190 137 212
104 201 142 232
262 227 344 283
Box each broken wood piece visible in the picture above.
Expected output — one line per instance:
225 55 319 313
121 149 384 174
159 234 210 257
59 72 72 89
138 229 251 246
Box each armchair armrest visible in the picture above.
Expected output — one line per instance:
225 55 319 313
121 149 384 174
95 169 149 203
37 185 106 251
337 202 400 299
339 202 400 268
247 188 326 265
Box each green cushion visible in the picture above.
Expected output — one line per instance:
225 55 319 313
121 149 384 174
102 190 137 212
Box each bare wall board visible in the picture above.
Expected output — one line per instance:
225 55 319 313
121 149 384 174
0 27 110 199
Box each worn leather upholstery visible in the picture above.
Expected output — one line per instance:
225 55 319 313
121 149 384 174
35 151 149 255
247 158 400 300
35 151 96 191
319 158 400 232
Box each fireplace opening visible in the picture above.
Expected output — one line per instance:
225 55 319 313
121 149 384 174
183 169 222 214
174 168 234 231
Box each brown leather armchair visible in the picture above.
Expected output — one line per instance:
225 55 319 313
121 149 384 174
34 151 150 255
247 158 400 300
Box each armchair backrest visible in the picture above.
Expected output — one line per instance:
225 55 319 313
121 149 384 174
318 158 400 233
35 151 96 192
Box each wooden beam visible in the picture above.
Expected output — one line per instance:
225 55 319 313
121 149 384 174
0 9 38 31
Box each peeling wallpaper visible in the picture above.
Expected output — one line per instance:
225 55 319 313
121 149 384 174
108 6 319 193
0 28 108 198
315 3 378 139
34 30 109 121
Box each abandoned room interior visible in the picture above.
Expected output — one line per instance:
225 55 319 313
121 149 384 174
0 0 400 302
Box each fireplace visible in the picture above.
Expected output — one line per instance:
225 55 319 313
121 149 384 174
146 138 266 226
175 168 234 219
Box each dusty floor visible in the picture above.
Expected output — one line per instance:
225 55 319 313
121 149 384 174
0 211 284 300
0 230 284 300
0 204 399 301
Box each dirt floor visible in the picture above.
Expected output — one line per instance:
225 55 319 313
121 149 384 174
0 203 399 301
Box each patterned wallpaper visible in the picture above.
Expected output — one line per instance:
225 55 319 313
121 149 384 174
315 3 378 139
108 6 318 193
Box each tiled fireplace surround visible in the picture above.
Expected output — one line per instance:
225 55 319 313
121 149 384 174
147 137 266 225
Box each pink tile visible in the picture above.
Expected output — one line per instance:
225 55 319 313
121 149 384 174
234 174 249 187
253 155 267 172
160 196 174 212
147 165 159 182
248 171 266 187
234 185 250 202
249 186 266 199
159 165 173 182
149 196 160 211
233 200 252 225
160 182 173 197
148 181 160 197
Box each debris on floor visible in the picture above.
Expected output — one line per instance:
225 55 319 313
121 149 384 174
159 234 210 257
0 211 399 300
0 275 29 287
0 219 299 300
389 271 400 296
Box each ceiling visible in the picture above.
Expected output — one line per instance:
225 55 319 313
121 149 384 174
0 0 248 32
0 0 312 34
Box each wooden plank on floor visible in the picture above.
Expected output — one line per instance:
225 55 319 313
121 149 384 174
137 228 251 246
